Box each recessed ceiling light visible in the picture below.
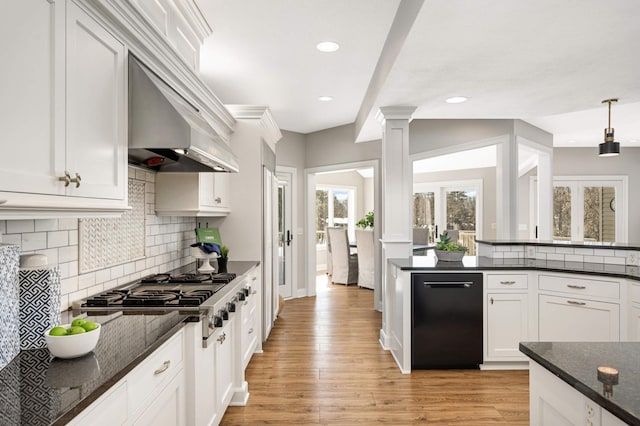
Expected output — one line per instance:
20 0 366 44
318 96 333 102
445 96 468 104
316 41 340 53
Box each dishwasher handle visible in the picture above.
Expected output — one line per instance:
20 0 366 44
422 281 473 288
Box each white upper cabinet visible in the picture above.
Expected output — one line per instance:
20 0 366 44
0 0 128 218
129 0 208 72
155 172 230 216
0 0 66 196
66 1 127 201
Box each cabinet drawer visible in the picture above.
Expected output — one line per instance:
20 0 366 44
128 329 184 413
486 274 528 289
538 274 620 300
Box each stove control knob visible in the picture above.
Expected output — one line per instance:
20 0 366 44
237 291 246 301
227 301 236 312
220 309 229 321
209 315 223 328
243 287 250 297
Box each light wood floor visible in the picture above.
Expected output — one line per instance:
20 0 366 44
221 276 530 425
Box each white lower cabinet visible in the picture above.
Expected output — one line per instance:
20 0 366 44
133 369 187 426
67 381 129 426
241 284 259 370
486 292 529 360
215 318 234 411
529 361 626 426
538 294 620 342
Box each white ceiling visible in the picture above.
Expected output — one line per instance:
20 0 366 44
197 0 640 148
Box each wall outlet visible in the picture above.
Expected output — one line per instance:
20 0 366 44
626 251 639 266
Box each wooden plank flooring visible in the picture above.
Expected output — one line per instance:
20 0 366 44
221 278 529 425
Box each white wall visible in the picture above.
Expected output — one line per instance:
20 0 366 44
0 167 196 312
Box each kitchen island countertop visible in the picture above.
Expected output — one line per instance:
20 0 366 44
388 255 640 281
520 341 640 425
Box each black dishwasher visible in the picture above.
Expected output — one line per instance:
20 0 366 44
411 272 483 369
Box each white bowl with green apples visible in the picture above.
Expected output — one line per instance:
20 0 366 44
45 318 101 359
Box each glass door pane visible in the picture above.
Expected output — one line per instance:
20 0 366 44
583 186 616 243
445 189 476 254
315 189 328 244
553 186 572 241
413 192 435 243
278 185 285 286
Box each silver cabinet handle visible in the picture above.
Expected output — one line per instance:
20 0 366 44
215 197 222 204
59 171 71 187
567 284 586 289
567 300 586 306
248 328 254 334
500 281 516 285
154 360 170 375
71 172 81 188
490 297 494 305
217 332 226 344
244 301 248 306
59 171 81 188
252 276 257 281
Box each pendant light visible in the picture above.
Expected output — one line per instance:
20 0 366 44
599 98 620 157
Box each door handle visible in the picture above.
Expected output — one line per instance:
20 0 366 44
286 230 293 246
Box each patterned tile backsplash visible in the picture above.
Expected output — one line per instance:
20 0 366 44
0 167 197 312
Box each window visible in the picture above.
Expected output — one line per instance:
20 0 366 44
534 176 627 243
315 186 356 244
413 180 482 254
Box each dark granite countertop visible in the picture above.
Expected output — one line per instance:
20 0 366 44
476 239 640 251
0 260 259 425
388 256 640 281
520 342 640 425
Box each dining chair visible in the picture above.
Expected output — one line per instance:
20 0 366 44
325 226 333 276
327 227 358 285
413 227 429 245
355 228 374 289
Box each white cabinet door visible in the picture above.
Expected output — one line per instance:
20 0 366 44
213 172 231 210
538 294 620 341
66 1 127 200
630 305 640 341
486 293 528 359
67 380 128 426
215 320 234 410
133 369 187 426
0 0 65 195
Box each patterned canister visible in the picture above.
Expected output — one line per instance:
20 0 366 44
18 265 61 350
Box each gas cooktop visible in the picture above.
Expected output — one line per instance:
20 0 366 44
79 271 237 311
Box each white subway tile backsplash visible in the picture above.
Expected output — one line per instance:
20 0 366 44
0 220 6 234
574 248 595 256
604 256 626 265
556 247 574 255
47 230 69 248
109 264 124 280
58 218 78 231
58 245 78 263
565 254 584 263
35 219 58 232
69 230 78 246
538 246 556 253
584 256 604 264
535 252 547 260
145 257 156 268
61 276 79 294
135 259 146 272
124 262 136 275
7 220 35 234
594 249 612 257
547 253 565 261
78 273 96 289
94 269 110 284
2 234 21 247
21 232 47 251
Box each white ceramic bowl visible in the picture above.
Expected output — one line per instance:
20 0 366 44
45 323 101 359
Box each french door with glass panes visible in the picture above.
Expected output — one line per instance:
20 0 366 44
413 181 482 254
550 178 625 243
276 170 294 299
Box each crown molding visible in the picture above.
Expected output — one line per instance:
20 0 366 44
376 106 417 123
226 105 283 147
173 0 212 42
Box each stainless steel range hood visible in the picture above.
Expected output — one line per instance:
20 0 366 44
128 56 239 173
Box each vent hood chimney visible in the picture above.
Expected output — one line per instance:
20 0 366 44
128 55 239 173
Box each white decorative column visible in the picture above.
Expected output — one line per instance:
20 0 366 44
496 135 518 239
376 106 416 349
